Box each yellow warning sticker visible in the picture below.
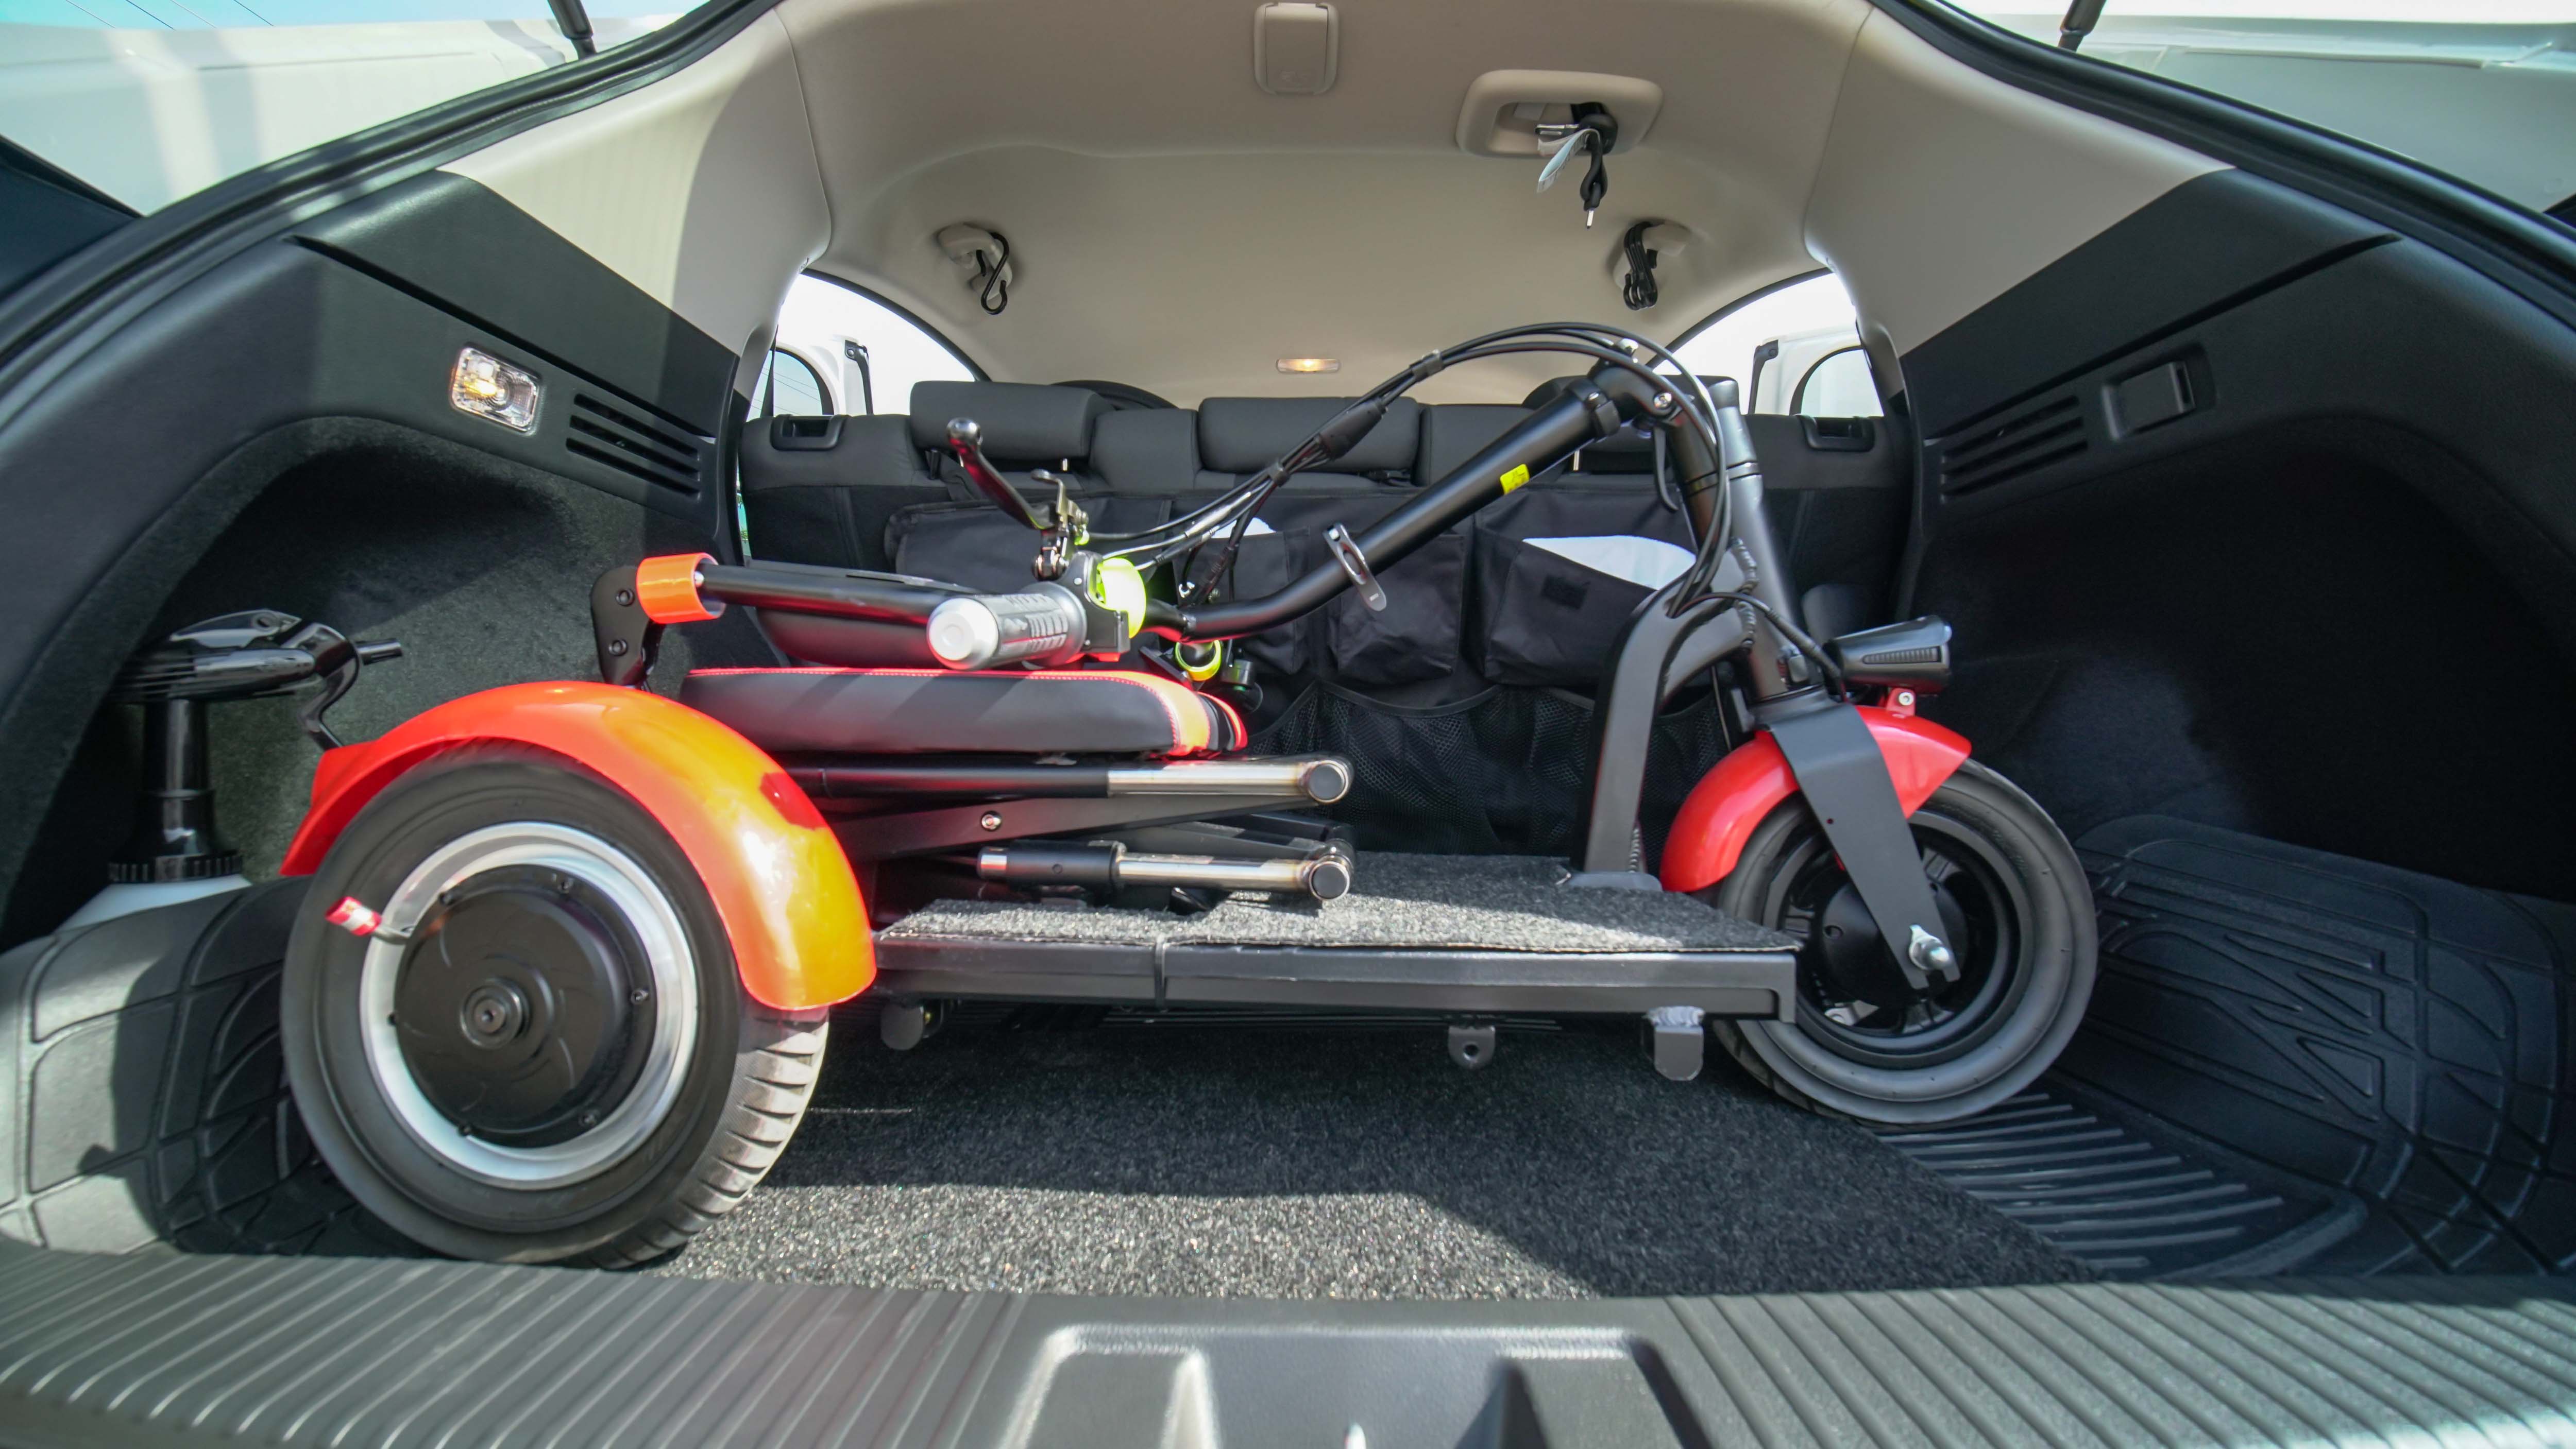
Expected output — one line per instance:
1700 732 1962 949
1499 464 1532 492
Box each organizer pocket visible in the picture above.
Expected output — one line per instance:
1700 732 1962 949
890 497 1172 595
1193 520 1311 676
1326 531 1466 686
888 503 1048 593
1471 490 1693 688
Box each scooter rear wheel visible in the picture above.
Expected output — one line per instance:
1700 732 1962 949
281 746 826 1266
1700 758 2095 1124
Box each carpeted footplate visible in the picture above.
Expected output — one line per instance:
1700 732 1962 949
874 853 1800 1018
883 853 1791 953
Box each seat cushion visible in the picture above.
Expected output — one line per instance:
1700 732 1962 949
682 668 1245 756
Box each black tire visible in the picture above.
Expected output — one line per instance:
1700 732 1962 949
280 746 828 1266
1702 759 2094 1124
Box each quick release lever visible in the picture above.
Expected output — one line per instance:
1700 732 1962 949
1324 524 1387 612
1535 103 1618 227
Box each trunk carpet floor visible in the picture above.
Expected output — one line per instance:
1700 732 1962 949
651 1016 2084 1299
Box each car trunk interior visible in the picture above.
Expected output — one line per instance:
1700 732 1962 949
0 0 2571 1439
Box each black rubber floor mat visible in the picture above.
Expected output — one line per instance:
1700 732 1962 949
0 880 414 1259
2068 815 2576 1275
1876 1083 2363 1278
4 1241 2571 1447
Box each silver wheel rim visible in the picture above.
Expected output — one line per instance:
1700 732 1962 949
358 822 700 1188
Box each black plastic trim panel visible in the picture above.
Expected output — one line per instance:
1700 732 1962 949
1900 170 2391 437
1 1241 2569 1447
298 174 736 437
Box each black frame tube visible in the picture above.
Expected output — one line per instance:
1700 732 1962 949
696 562 961 626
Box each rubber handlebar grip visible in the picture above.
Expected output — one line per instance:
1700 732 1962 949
926 585 1086 670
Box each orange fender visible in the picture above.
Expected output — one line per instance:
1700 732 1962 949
281 681 871 1010
1657 708 1971 895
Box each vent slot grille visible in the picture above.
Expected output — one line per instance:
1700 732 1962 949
1938 395 2087 497
566 394 705 496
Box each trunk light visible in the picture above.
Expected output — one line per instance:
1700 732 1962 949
450 347 540 432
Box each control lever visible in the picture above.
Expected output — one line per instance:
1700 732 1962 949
1324 523 1386 612
942 419 1047 533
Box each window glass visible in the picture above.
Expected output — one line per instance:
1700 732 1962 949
1792 347 1880 417
0 1 685 213
750 347 831 420
1941 3 2576 215
1670 273 1881 417
772 274 976 416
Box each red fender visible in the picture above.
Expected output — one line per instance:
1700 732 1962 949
1657 707 1972 895
281 681 872 1010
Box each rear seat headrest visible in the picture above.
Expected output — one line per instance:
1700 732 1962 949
908 382 1111 463
1197 397 1422 474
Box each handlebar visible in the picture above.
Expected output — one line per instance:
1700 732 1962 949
926 584 1089 670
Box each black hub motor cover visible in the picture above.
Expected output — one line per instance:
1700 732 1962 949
392 865 654 1147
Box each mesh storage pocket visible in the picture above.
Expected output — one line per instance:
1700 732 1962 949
1251 683 1732 857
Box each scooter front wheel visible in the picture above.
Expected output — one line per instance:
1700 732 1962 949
1700 758 2095 1124
281 747 827 1266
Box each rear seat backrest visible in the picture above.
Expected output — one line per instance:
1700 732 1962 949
1416 405 1536 488
1195 398 1422 489
1093 408 1200 493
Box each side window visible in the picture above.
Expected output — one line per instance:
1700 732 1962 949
1671 272 1882 419
750 347 832 419
1791 346 1877 417
771 274 975 416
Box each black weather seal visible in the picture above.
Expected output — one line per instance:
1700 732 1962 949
1865 0 2576 327
0 0 782 394
0 137 138 218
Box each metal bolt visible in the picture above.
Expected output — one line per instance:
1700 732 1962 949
631 987 649 1003
1651 391 1676 413
615 588 635 607
579 1110 600 1128
1895 690 1916 708
608 638 630 656
979 811 1003 831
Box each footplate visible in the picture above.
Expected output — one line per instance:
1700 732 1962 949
868 936 1797 1019
872 853 1798 1020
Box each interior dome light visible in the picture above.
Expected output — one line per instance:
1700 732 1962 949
450 347 540 432
1277 357 1341 373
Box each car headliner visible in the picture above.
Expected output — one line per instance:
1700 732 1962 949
436 0 2223 406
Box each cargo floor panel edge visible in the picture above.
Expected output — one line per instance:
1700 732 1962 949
1 1241 2571 1448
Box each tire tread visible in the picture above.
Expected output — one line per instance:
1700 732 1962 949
573 1004 828 1269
